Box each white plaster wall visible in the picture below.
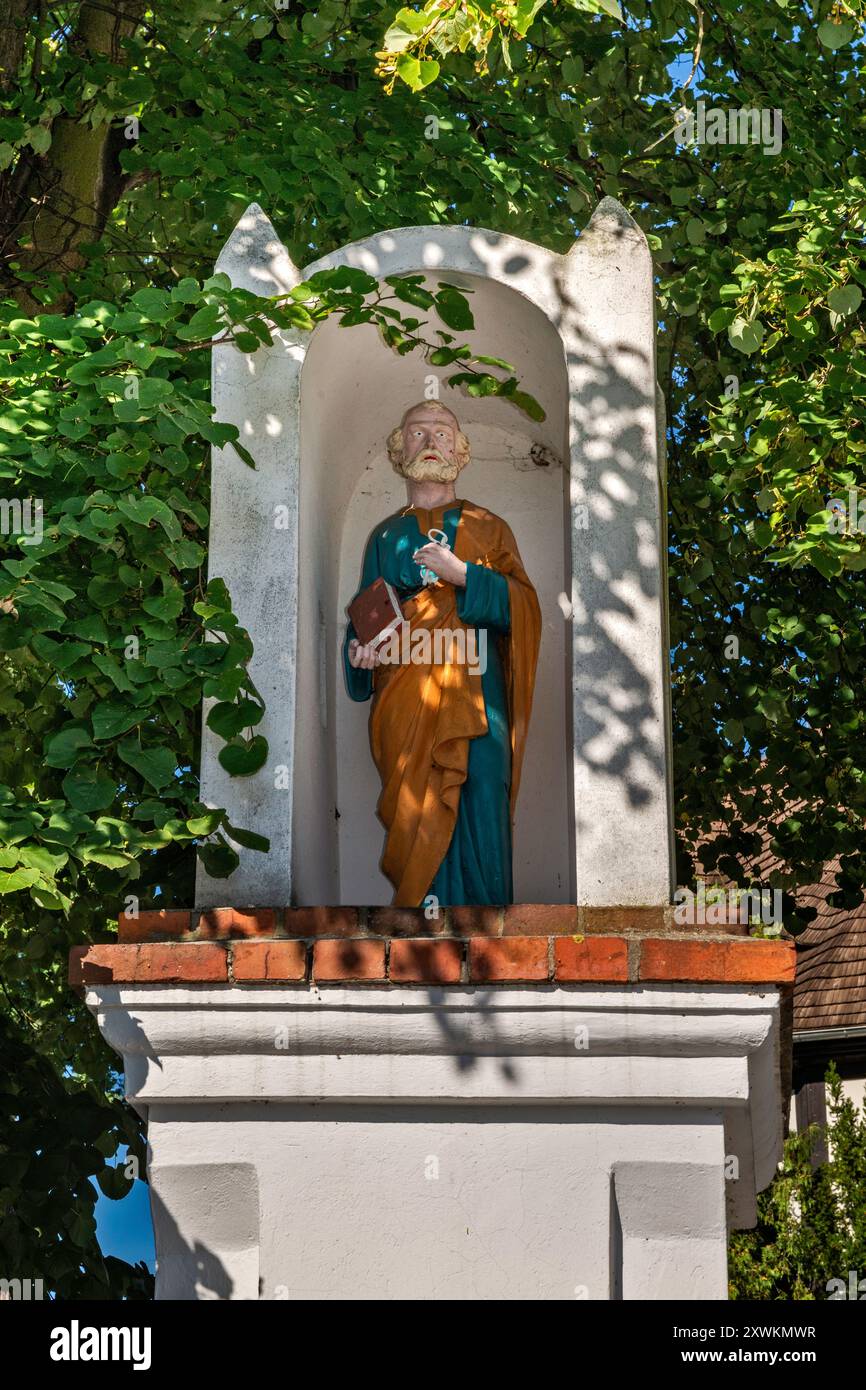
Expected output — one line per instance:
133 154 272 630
842 1075 866 1107
147 1103 726 1301
296 274 571 905
788 1073 866 1131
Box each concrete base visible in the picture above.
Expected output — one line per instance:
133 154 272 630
87 983 785 1301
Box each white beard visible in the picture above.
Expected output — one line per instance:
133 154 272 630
400 449 460 483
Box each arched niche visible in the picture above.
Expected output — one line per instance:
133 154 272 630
197 206 674 911
294 275 572 905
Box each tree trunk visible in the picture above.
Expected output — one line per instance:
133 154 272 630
0 0 143 311
0 0 32 95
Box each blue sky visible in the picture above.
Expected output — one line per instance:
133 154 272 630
93 1147 155 1272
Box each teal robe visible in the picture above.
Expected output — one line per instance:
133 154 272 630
344 503 513 905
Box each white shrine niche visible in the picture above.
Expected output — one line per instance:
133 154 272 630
297 282 571 905
196 202 675 909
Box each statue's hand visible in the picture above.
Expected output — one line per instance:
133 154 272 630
413 544 468 588
348 638 381 670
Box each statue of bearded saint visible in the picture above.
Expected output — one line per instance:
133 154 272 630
344 401 541 907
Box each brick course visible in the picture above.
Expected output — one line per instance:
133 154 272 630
75 915 797 989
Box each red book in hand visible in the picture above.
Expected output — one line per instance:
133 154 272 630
347 577 404 648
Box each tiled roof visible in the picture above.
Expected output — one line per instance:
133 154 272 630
789 856 866 1032
694 819 866 1033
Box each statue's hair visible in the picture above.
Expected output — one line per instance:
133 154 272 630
387 401 471 472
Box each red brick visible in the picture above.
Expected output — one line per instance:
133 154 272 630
639 938 796 985
232 940 307 982
503 905 578 936
117 908 193 942
671 915 750 936
283 907 360 937
448 905 502 936
71 942 116 986
554 936 628 982
312 939 385 982
70 943 227 986
196 907 277 939
389 939 463 983
367 907 442 937
468 936 549 982
139 944 227 982
579 906 673 933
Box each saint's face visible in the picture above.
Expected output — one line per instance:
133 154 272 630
403 410 457 467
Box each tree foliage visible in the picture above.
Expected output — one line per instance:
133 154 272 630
0 1010 151 1298
730 1069 866 1300
1 0 866 1291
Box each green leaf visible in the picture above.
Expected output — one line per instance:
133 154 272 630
827 284 862 317
230 440 257 469
92 652 137 694
174 304 224 342
142 585 185 622
116 494 181 540
31 636 91 672
186 810 224 836
728 317 765 355
474 354 515 371
561 53 584 84
61 769 117 812
383 8 430 51
385 275 434 310
416 59 440 90
501 389 546 422
28 124 52 155
92 702 143 741
686 217 707 246
198 837 240 878
118 740 178 790
82 846 135 869
45 726 93 769
86 577 126 608
19 844 67 875
817 19 856 50
96 1164 134 1200
306 266 378 295
708 306 735 333
206 699 264 738
41 808 95 845
435 287 475 332
217 735 268 776
225 822 270 852
130 287 177 322
0 868 40 894
31 882 72 910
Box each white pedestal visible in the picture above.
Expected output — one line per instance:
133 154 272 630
87 982 784 1301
